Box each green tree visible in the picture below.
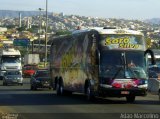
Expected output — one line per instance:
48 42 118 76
16 26 26 32
55 30 71 36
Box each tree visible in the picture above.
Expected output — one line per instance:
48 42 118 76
16 26 26 32
55 30 71 36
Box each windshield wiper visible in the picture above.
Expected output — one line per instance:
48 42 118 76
112 66 123 79
125 67 137 79
112 52 136 79
122 52 139 78
112 52 127 79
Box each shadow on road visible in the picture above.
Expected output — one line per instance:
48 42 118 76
0 88 30 91
0 92 159 106
0 93 88 106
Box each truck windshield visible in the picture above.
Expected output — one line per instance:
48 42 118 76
2 57 20 63
35 70 49 77
100 50 147 79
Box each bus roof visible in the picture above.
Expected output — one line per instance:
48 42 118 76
72 27 143 36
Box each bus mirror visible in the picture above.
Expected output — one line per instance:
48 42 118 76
95 50 100 65
145 49 156 65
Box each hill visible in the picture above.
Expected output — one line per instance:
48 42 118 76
0 10 46 18
144 18 160 25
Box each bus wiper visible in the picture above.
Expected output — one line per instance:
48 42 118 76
112 52 136 79
122 52 138 78
112 66 123 79
122 52 127 72
125 67 137 79
112 52 125 79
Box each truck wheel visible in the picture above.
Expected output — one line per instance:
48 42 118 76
49 87 51 90
3 82 6 86
3 82 8 86
19 83 23 86
30 85 34 90
0 76 3 80
31 85 37 90
126 96 135 103
34 86 37 90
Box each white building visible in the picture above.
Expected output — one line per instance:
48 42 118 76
0 27 7 32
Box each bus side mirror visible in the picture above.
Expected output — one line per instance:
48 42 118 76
95 50 100 65
145 49 156 65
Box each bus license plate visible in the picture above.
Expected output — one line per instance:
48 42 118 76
43 83 49 86
121 91 129 94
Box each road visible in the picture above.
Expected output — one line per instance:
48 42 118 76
0 78 159 119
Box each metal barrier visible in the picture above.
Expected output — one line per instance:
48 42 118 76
148 78 160 94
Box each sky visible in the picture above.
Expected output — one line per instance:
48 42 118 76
0 0 160 20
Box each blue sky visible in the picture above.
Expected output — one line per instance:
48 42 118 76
0 0 159 20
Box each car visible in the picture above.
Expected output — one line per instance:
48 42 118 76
149 65 160 73
30 69 51 90
149 70 158 78
148 66 160 101
3 70 23 86
22 64 38 78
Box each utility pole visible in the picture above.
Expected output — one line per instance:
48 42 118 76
19 12 22 28
44 0 48 67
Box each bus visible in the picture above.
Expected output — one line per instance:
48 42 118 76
49 27 155 102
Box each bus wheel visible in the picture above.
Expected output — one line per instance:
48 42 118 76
85 84 95 101
126 96 135 103
56 81 63 95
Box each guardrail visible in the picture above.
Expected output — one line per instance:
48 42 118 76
148 78 160 94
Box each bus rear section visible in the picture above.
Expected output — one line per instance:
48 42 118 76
50 28 155 103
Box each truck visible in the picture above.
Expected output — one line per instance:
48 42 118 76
0 48 22 80
50 27 155 102
22 54 40 77
24 54 40 65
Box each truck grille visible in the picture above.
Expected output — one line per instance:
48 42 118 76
6 66 18 70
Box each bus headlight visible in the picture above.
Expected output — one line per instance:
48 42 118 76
100 84 112 88
138 84 148 89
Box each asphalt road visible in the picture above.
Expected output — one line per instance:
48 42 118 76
0 78 159 119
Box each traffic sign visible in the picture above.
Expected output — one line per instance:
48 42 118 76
13 39 30 46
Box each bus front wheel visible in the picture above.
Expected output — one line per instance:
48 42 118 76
126 96 135 103
85 84 95 101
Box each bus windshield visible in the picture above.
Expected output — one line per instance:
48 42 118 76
100 50 147 79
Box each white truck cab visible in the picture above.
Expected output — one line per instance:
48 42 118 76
0 48 22 79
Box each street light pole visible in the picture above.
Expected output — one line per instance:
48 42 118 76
44 0 48 67
38 8 43 54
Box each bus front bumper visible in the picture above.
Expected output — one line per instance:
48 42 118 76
98 84 147 97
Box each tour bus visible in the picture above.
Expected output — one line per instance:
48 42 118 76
50 27 155 102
